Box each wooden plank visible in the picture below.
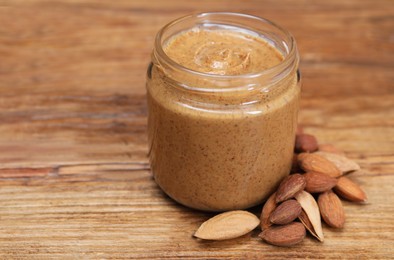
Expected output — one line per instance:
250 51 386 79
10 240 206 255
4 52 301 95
0 0 393 258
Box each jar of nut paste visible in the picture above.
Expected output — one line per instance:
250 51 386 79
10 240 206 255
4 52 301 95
146 12 300 211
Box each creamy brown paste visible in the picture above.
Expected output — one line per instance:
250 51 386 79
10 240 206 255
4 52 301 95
147 27 300 211
164 28 283 75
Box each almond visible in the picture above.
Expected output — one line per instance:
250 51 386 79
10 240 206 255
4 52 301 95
298 153 341 178
194 210 260 240
259 222 306 247
295 134 318 153
295 190 324 242
318 191 346 228
315 151 360 174
270 199 302 225
276 174 306 203
318 143 345 155
304 171 338 193
334 176 367 202
260 192 277 230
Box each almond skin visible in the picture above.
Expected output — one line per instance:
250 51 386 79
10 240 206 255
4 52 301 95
295 191 324 242
318 191 346 228
298 209 319 240
260 192 277 230
270 199 302 225
295 134 318 153
315 151 360 174
304 171 338 193
276 174 306 203
259 222 306 247
334 176 367 202
298 153 341 178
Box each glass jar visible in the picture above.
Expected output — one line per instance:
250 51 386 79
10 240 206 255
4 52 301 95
146 12 300 211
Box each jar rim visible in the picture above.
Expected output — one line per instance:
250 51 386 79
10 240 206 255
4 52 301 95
154 12 298 81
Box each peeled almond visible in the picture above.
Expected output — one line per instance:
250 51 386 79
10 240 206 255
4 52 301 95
194 210 260 240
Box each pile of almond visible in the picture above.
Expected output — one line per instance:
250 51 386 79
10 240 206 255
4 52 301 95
194 127 367 247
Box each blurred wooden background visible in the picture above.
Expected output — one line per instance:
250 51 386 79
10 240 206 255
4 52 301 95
0 0 393 259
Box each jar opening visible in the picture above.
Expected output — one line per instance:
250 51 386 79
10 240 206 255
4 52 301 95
153 12 299 91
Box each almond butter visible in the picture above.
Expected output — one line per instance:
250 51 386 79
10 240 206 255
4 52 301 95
276 174 306 203
334 176 367 202
194 210 260 240
318 191 346 228
259 222 306 247
260 192 277 230
315 151 360 174
318 143 345 155
270 199 302 225
304 171 338 193
295 190 324 242
298 153 341 178
295 134 318 153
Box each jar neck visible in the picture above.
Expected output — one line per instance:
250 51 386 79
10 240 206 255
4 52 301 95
152 12 299 99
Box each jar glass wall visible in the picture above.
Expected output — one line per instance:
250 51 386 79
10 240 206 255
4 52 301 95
146 12 301 211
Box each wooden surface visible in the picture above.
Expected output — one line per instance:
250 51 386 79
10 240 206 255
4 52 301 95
0 0 393 259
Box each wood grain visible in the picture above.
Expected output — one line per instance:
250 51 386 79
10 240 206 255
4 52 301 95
0 0 393 259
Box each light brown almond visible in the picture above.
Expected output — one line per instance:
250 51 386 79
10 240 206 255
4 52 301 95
259 222 306 247
260 192 277 230
298 153 341 178
194 210 260 240
318 191 346 228
304 171 338 193
295 134 318 153
270 199 302 225
318 143 345 155
315 151 360 174
334 176 367 202
276 174 306 203
295 190 324 242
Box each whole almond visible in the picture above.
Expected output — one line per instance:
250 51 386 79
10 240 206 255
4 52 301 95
304 171 338 193
318 191 346 228
298 153 341 178
194 210 260 240
295 134 318 153
295 190 324 242
259 222 306 247
318 143 345 155
276 174 306 203
315 151 360 174
260 192 277 230
334 176 367 202
270 199 302 225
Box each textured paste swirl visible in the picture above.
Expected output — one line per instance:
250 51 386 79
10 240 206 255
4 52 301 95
164 28 283 75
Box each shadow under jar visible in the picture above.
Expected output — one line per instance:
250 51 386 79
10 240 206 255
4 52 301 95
146 12 301 211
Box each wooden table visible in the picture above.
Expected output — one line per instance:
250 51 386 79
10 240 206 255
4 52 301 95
1 0 393 259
